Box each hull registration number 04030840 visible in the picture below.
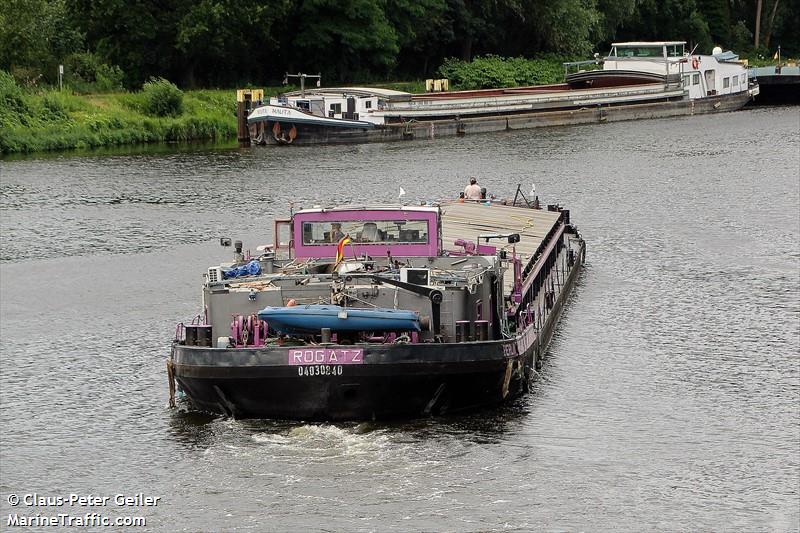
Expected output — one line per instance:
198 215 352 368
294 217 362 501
288 348 363 377
297 365 343 377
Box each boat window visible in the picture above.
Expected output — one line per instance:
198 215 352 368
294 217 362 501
741 73 746 85
692 73 700 85
616 46 664 58
296 100 310 110
302 220 429 245
666 44 683 57
723 77 730 88
329 103 342 114
732 76 739 87
365 100 372 109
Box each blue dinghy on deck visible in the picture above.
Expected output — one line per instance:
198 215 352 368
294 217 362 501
258 305 421 334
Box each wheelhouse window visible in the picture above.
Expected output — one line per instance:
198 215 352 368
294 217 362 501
692 73 700 85
615 45 665 58
723 77 730 88
666 44 684 57
302 220 429 245
329 103 342 114
741 73 747 85
365 100 372 109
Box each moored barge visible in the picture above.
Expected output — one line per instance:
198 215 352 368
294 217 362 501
168 191 585 420
248 41 758 146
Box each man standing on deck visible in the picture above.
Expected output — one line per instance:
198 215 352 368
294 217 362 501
464 177 482 200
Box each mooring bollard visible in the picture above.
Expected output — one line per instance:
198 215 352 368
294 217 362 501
236 100 250 145
236 89 264 146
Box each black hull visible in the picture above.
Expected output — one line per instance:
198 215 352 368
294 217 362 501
172 346 530 420
749 83 800 105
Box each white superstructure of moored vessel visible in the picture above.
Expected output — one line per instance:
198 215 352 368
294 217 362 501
587 41 755 100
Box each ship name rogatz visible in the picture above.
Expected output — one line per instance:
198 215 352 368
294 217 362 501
288 348 364 365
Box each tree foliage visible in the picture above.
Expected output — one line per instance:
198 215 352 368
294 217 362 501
175 0 290 86
0 0 82 83
286 0 400 80
1 0 798 89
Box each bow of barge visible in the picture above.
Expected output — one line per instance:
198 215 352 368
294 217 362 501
168 193 585 420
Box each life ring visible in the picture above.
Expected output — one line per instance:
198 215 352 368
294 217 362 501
691 57 699 69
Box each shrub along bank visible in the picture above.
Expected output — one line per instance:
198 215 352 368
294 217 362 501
438 55 567 90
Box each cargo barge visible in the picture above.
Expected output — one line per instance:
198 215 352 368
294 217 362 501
167 190 585 420
247 41 758 146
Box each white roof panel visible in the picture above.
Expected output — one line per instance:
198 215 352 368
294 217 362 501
612 41 686 47
283 87 411 99
296 205 439 215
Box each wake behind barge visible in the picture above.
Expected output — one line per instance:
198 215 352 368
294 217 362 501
168 195 585 420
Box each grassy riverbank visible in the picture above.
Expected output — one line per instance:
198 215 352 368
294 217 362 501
1 72 269 154
0 76 429 155
1 92 236 155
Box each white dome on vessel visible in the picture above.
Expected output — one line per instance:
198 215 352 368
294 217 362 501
712 46 723 55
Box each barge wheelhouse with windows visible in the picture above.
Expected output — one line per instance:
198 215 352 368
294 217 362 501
168 195 585 420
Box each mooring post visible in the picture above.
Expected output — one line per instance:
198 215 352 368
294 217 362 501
236 100 249 145
236 89 264 146
166 358 176 408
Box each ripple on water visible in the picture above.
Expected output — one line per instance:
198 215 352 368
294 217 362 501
1 107 798 531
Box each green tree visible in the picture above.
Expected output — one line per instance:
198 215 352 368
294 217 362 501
443 0 521 61
175 0 290 87
728 0 799 55
762 0 781 49
492 0 602 58
770 0 800 54
615 0 712 53
531 0 601 55
67 0 185 87
386 0 448 77
0 0 83 83
595 0 637 43
284 0 400 81
696 0 732 46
